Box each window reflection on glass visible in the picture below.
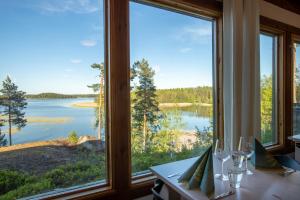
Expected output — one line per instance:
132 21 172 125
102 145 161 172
260 33 277 145
293 42 300 135
130 1 214 176
0 0 106 199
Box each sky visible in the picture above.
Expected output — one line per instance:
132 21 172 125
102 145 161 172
0 0 297 94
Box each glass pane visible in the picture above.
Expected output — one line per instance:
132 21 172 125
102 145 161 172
260 34 277 145
130 2 214 176
0 0 106 199
293 42 300 135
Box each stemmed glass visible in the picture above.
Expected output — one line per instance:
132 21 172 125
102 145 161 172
214 139 230 181
239 136 254 175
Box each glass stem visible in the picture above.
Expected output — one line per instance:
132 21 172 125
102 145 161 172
221 160 224 176
245 157 248 171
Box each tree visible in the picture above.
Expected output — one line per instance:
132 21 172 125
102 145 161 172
131 59 161 152
260 75 273 143
0 76 27 146
88 63 105 141
68 131 79 144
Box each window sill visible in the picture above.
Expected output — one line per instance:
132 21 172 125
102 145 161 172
25 182 112 200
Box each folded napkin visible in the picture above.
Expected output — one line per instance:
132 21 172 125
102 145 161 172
251 138 282 169
178 146 214 196
274 155 300 171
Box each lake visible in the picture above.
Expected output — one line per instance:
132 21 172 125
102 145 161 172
2 98 211 145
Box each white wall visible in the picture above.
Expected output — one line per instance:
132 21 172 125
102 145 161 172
260 0 300 28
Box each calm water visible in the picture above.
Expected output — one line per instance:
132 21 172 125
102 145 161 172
2 98 211 145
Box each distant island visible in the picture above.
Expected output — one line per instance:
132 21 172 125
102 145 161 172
25 93 96 99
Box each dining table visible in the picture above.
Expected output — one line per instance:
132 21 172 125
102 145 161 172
150 156 300 200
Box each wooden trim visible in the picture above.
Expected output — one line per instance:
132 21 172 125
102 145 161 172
289 34 300 152
264 0 300 16
136 0 222 18
129 180 154 199
215 16 224 147
284 32 294 152
260 16 300 35
108 0 131 200
104 0 111 187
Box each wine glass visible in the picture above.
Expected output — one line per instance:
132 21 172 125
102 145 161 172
239 136 254 175
214 140 230 181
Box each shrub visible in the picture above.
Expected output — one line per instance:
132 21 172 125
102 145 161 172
0 153 107 199
68 131 79 144
0 170 28 195
0 179 52 200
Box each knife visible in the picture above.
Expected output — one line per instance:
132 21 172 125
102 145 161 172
210 190 235 200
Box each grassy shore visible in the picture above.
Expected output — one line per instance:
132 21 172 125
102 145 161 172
2 116 72 135
71 102 98 108
26 116 72 124
159 102 212 108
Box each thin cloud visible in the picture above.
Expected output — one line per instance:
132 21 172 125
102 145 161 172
180 48 192 53
38 0 98 14
153 65 160 73
64 68 73 72
175 24 212 44
70 59 82 64
92 24 103 31
80 40 97 47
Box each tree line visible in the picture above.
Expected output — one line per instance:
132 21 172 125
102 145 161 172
156 86 213 104
25 93 96 99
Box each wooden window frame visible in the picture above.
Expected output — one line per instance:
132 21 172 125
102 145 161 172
260 24 286 151
260 16 300 154
19 1 222 200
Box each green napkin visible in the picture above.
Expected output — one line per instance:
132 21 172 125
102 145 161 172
251 138 282 169
178 146 214 196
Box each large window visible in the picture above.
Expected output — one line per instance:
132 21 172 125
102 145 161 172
0 0 107 199
130 1 215 176
293 40 300 135
259 33 278 145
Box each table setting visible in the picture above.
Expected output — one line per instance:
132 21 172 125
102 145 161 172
175 137 299 200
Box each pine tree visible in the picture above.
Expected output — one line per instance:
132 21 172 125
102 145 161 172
0 76 27 146
88 63 105 141
131 59 161 152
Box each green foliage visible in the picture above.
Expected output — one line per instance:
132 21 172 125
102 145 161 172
132 145 208 174
195 124 213 147
0 170 28 195
0 76 27 146
0 121 7 146
156 86 213 104
45 161 104 187
261 75 273 144
0 179 52 200
68 131 79 144
0 155 106 200
151 110 185 153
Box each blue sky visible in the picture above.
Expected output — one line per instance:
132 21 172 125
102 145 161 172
0 0 296 94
